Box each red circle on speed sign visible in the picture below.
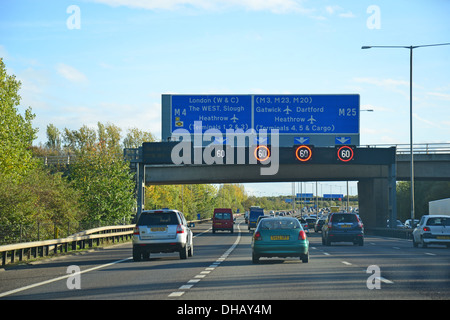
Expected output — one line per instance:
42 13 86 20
337 146 354 162
295 145 312 162
254 145 270 162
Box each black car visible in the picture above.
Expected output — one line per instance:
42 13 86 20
322 213 364 246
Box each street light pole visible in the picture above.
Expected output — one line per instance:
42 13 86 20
362 43 450 228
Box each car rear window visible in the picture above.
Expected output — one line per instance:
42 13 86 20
215 212 231 220
426 217 450 226
331 214 358 223
259 219 300 230
137 212 179 226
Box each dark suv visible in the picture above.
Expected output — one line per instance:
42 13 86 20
132 209 193 261
322 213 364 246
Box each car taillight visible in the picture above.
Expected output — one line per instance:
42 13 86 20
177 224 184 234
423 226 431 232
356 218 363 228
254 231 262 241
133 226 140 235
328 222 332 230
299 230 306 240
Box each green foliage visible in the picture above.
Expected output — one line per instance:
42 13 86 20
396 181 450 221
0 165 85 243
0 57 38 179
70 144 135 225
144 184 218 220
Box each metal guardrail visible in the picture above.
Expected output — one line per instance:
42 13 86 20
0 225 135 267
0 219 212 267
363 143 450 155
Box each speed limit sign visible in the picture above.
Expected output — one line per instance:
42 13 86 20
336 145 355 162
254 145 271 162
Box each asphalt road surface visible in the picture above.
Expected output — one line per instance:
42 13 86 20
1 218 449 301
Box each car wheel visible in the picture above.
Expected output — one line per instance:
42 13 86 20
188 240 194 257
132 248 141 262
412 237 418 248
421 237 428 248
252 252 259 264
180 244 188 259
358 238 364 246
301 252 309 263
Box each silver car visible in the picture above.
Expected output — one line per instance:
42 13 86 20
132 209 194 261
412 215 450 248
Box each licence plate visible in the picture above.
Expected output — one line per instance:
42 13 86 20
436 236 450 240
151 227 167 232
270 235 289 240
340 224 352 228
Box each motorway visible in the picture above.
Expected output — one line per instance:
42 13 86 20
0 217 449 301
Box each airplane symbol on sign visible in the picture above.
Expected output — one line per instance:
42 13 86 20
231 114 238 123
307 116 316 125
284 106 292 115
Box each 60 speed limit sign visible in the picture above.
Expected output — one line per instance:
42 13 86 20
337 145 355 162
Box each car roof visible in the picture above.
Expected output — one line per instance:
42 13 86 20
424 215 449 218
141 209 180 213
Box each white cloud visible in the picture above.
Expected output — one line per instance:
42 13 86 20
427 91 450 101
325 5 355 18
339 11 355 18
90 0 312 14
56 63 88 83
354 77 409 87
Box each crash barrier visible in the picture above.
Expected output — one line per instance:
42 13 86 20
0 218 212 267
365 228 412 240
0 225 135 267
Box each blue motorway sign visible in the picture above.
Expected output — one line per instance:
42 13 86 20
296 193 314 199
165 94 360 146
254 95 359 134
171 95 252 133
323 194 344 200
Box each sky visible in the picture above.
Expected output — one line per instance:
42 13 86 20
1 0 449 197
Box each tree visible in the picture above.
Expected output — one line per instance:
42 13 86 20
123 127 155 148
0 57 37 178
97 122 122 154
70 143 135 225
45 124 62 152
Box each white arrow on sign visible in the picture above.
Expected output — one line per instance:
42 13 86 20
335 137 351 144
213 137 228 144
254 137 268 145
295 137 310 144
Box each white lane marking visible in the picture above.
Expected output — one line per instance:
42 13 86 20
168 291 184 297
0 257 131 298
168 222 242 298
379 277 394 284
341 261 352 266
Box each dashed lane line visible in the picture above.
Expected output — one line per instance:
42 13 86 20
168 222 242 298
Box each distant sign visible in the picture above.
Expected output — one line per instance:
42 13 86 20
296 193 314 199
323 194 344 200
